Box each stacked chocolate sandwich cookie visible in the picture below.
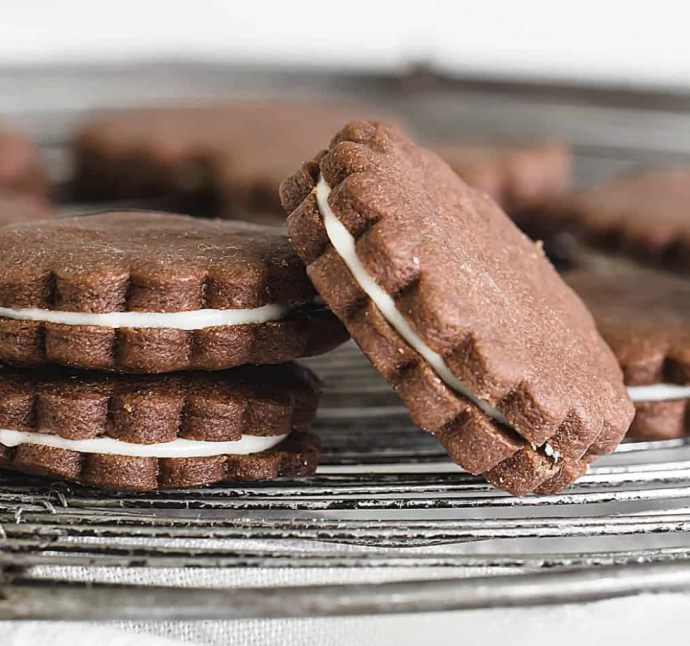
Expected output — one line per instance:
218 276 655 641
281 121 634 495
0 364 322 490
0 211 348 490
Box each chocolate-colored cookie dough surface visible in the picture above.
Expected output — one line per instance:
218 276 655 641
0 190 55 227
531 168 690 271
0 362 321 490
0 129 49 198
566 267 690 440
0 211 348 372
431 141 571 214
281 121 633 495
0 362 321 441
73 103 401 216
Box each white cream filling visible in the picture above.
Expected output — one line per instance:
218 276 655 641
627 384 690 403
0 303 290 330
543 442 561 463
0 429 288 458
315 175 509 427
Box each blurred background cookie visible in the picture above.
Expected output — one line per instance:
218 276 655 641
527 168 690 273
431 140 571 215
72 103 405 220
0 189 55 227
567 266 690 440
0 126 49 198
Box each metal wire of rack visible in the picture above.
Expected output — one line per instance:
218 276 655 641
0 343 690 619
1 63 690 620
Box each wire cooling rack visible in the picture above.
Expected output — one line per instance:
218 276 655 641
2 63 690 620
1 342 690 620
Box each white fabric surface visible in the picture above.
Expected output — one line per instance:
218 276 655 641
3 623 179 646
3 594 688 646
1 535 687 645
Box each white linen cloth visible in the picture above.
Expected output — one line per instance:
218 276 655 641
1 535 687 645
3 595 688 645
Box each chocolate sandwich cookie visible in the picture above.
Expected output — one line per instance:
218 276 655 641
0 362 321 490
530 168 690 271
566 266 690 440
73 103 401 217
0 211 348 373
431 141 571 215
0 128 49 197
0 190 55 227
281 121 633 496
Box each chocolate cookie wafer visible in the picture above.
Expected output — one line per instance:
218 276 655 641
431 141 571 214
0 189 55 227
0 211 348 373
0 362 321 490
73 103 402 217
529 168 690 271
566 266 690 440
0 128 48 198
281 121 633 496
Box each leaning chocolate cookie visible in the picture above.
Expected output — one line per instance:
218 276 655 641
0 362 321 490
281 121 633 496
0 211 348 372
566 266 690 440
